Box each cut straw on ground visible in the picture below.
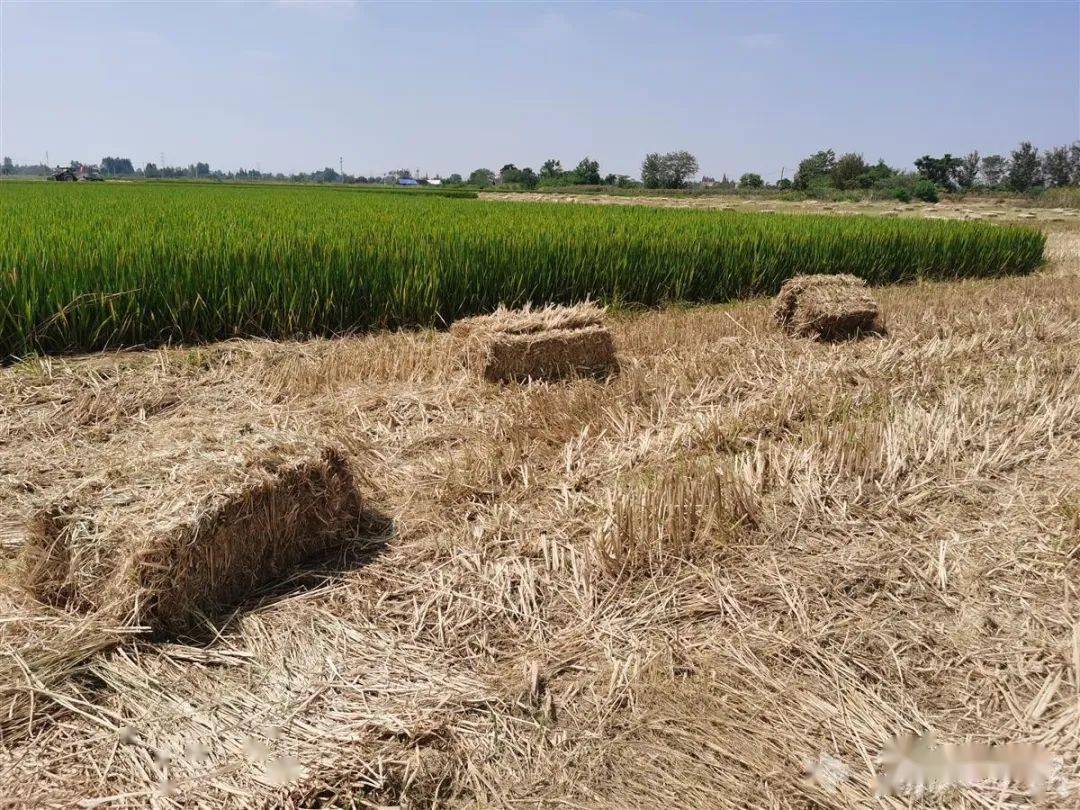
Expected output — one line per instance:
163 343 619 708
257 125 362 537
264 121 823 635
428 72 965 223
0 229 1076 806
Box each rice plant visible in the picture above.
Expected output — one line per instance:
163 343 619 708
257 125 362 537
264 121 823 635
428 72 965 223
0 182 1046 358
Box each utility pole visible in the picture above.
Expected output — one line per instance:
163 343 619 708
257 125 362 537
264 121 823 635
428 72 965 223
340 156 344 183
45 151 49 169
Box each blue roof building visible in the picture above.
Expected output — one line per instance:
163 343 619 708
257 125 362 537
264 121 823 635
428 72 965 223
397 177 419 186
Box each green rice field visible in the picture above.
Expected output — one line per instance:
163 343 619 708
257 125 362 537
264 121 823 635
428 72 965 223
0 181 1046 358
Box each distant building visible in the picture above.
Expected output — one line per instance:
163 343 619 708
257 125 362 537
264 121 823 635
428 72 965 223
397 177 419 186
427 178 442 186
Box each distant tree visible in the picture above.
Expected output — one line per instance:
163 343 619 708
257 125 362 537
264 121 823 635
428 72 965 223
194 161 210 178
980 154 1007 187
1069 143 1080 185
572 157 601 185
793 149 836 190
1 157 12 175
1041 146 1072 187
666 151 699 187
913 178 939 203
955 151 980 190
831 153 869 190
445 173 464 185
499 163 522 184
1007 141 1042 191
468 168 495 187
862 159 898 188
100 156 135 176
518 167 539 189
641 153 664 188
738 172 764 189
314 167 339 183
143 162 160 178
776 177 793 190
914 154 962 190
540 158 564 180
643 151 699 188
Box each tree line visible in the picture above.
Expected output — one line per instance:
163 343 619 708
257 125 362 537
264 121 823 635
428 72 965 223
784 141 1080 202
4 141 1078 196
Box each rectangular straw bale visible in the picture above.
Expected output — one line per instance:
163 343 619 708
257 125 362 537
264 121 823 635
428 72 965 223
450 301 606 340
481 324 616 383
18 423 362 635
773 273 881 340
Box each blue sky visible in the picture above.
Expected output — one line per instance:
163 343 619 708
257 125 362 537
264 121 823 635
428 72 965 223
1 0 1077 180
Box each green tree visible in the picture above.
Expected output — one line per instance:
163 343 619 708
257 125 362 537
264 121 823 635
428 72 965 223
100 156 135 175
980 154 1007 186
1 157 12 175
1070 143 1080 185
793 149 836 190
914 154 961 190
1007 142 1041 191
955 151 980 190
540 159 563 179
143 162 160 178
660 150 698 188
862 159 898 188
518 168 539 189
445 173 464 184
776 177 793 190
913 178 939 203
831 153 868 190
641 153 664 188
499 163 522 184
738 172 764 189
468 168 495 187
572 157 601 185
1041 146 1071 187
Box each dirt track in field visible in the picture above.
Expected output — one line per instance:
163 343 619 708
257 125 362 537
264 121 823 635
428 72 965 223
488 189 1080 228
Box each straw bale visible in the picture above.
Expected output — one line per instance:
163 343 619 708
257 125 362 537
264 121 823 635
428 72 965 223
452 303 616 382
773 273 881 340
481 325 616 383
18 423 362 634
450 301 606 340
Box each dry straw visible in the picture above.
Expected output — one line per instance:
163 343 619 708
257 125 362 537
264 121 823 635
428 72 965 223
18 423 363 635
1 230 1077 805
773 273 882 340
452 302 618 382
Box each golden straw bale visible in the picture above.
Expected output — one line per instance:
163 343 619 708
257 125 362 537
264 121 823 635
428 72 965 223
18 422 362 634
450 301 606 340
452 302 617 382
481 325 616 383
773 274 882 340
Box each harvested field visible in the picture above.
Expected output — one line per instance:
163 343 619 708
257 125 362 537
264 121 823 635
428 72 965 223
774 273 882 339
0 238 1078 806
